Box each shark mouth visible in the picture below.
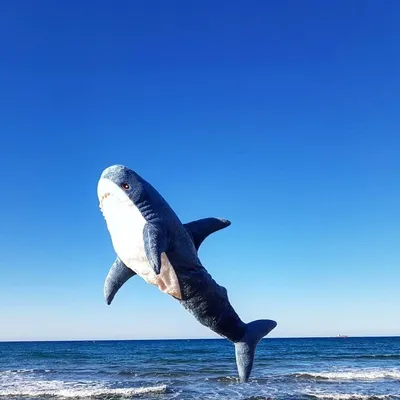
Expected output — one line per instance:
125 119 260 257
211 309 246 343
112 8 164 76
99 192 111 212
97 179 134 221
99 191 132 213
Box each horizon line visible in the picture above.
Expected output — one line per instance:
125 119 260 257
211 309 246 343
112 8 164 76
1 335 399 343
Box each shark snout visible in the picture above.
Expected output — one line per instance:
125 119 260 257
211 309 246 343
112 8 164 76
100 164 129 179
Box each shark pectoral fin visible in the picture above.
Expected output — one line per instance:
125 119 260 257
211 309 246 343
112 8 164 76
143 223 168 275
184 217 231 250
104 257 136 305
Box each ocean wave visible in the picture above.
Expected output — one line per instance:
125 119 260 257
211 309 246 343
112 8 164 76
0 369 55 375
28 351 94 360
324 354 400 361
117 369 138 376
294 369 400 381
215 376 238 383
304 392 400 400
0 379 167 398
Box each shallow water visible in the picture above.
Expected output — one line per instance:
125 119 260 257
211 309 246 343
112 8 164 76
0 337 399 399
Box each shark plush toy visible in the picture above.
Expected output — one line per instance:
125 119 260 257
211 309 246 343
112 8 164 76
97 164 277 382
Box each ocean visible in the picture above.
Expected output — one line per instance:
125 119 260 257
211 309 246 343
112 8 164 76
0 337 399 400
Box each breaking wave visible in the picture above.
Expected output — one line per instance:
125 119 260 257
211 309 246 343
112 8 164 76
294 369 400 381
0 377 167 398
304 392 400 400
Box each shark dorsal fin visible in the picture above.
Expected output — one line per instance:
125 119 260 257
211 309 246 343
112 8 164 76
184 217 231 250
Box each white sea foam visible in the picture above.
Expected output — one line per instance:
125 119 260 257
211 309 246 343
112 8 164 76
0 376 167 398
304 391 400 400
0 369 53 376
296 368 400 381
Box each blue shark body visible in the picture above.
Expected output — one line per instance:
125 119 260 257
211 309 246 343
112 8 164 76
97 165 277 382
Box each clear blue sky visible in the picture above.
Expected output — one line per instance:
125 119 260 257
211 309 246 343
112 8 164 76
0 1 399 341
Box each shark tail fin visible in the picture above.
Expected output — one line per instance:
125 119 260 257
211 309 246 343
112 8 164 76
234 319 277 383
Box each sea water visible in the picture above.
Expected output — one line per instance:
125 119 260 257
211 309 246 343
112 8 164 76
0 337 399 399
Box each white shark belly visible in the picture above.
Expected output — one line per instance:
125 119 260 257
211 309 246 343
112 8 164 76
104 201 182 299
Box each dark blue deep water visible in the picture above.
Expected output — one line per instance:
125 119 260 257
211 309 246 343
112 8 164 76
0 337 399 399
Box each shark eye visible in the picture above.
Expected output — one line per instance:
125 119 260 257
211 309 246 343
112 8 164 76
121 183 130 190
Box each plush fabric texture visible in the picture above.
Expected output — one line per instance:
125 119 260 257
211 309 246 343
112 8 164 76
104 257 136 305
97 164 277 382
